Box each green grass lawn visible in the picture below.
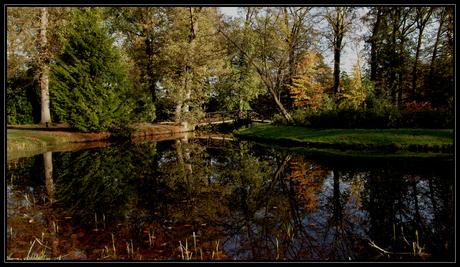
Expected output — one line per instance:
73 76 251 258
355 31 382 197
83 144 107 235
235 124 453 159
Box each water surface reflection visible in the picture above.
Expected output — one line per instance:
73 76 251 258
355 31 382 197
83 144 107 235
6 137 454 261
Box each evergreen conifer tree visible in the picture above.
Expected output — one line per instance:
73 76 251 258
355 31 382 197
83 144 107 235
51 7 133 132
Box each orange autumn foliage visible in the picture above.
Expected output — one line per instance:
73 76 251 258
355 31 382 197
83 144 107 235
287 51 327 110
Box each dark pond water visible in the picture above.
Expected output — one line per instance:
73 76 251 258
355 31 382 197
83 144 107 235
6 135 454 261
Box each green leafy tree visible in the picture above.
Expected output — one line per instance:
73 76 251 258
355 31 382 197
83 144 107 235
219 7 295 124
212 13 264 111
7 7 69 124
161 7 225 130
108 7 171 122
51 7 133 132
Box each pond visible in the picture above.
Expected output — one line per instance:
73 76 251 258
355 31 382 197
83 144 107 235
6 134 455 261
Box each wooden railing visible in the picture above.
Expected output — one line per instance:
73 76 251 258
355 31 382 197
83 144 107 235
199 110 267 125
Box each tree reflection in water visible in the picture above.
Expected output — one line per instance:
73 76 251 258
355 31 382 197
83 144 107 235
6 137 454 261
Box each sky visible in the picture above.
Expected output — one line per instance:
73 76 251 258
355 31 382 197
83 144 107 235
219 6 365 75
220 7 239 18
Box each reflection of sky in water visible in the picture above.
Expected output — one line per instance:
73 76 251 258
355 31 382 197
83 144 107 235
6 141 454 260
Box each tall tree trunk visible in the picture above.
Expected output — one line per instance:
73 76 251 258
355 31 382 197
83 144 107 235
412 8 433 101
429 10 445 89
389 9 399 105
177 7 200 131
39 7 51 124
175 102 182 124
332 35 343 95
370 8 382 83
411 32 423 101
145 38 157 103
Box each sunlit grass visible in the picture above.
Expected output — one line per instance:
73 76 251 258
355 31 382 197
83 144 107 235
235 124 453 159
236 124 452 146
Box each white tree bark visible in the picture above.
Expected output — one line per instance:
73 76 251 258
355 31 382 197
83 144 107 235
40 7 51 124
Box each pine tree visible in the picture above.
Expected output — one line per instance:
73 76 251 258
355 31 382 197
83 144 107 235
51 7 133 132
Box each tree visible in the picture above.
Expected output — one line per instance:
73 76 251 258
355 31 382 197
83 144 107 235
287 50 327 110
161 7 225 130
7 7 68 124
6 7 37 84
109 7 170 122
51 7 133 132
365 7 416 106
365 7 383 84
39 7 51 124
411 7 434 100
281 7 316 109
210 12 265 112
322 7 356 96
389 7 416 106
7 7 40 124
423 6 453 107
219 7 312 124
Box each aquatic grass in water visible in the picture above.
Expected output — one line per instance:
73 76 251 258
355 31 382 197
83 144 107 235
6 138 454 261
178 235 224 260
369 229 429 260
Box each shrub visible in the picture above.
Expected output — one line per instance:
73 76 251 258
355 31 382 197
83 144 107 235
287 102 452 129
272 113 288 126
6 86 36 125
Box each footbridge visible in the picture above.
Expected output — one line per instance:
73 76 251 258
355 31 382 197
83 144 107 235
197 110 270 126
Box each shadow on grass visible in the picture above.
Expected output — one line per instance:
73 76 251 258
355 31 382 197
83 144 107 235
7 125 80 132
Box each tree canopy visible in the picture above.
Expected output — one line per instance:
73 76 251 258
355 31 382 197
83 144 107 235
6 6 454 130
50 7 134 132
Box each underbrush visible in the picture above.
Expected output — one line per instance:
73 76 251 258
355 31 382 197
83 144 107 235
274 102 453 129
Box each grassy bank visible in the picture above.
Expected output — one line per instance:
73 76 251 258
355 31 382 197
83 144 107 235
235 124 453 159
6 123 189 155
